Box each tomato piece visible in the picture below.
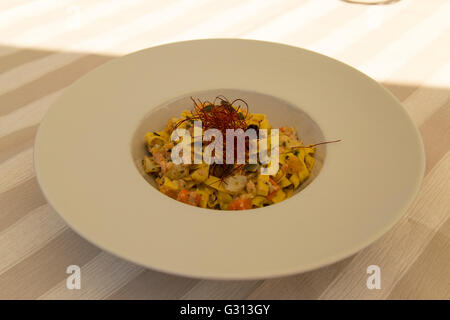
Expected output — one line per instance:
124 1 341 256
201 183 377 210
177 189 201 206
228 198 252 210
189 192 201 206
177 189 190 203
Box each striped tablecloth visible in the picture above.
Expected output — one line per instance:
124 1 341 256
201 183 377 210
1 0 449 300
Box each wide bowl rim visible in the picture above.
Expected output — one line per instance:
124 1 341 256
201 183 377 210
34 38 425 280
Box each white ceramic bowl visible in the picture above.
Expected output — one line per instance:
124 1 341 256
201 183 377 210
34 39 425 280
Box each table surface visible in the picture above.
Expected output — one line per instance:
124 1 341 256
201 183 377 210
0 0 449 300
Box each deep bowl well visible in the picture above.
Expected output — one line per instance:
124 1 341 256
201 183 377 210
131 88 326 199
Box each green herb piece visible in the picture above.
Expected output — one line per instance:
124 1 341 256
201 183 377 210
223 164 234 176
203 104 214 113
243 163 258 172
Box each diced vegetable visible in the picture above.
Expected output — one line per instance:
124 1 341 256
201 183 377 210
176 189 201 206
191 165 209 183
285 187 294 198
145 131 168 147
196 189 210 208
272 168 285 181
205 176 230 193
298 166 310 183
217 191 233 210
270 189 286 203
228 197 252 210
256 174 270 196
252 196 267 207
278 176 292 188
162 177 178 191
165 164 189 180
143 156 160 173
305 154 315 171
224 175 247 193
289 173 300 188
267 178 281 200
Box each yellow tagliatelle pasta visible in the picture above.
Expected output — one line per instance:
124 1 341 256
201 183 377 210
142 97 315 210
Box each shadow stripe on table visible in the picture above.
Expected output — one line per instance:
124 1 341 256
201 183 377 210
108 269 199 300
0 125 37 164
419 99 450 173
181 280 262 300
0 46 20 58
404 65 450 126
0 228 101 300
0 89 64 139
0 52 85 96
0 178 47 233
387 217 450 299
247 256 355 300
38 252 145 300
0 54 113 117
0 204 67 274
0 49 54 74
0 147 34 194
